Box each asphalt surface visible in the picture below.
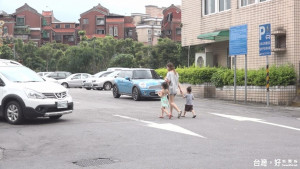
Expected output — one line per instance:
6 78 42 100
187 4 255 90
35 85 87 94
0 89 300 169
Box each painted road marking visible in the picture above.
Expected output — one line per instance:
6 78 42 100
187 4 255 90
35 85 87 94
210 113 300 131
114 115 206 138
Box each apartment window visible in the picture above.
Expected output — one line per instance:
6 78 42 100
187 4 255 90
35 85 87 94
96 18 105 25
148 29 152 35
166 30 172 35
275 35 286 49
219 0 231 11
83 18 89 24
167 13 173 22
148 37 152 42
97 29 105 34
126 29 133 37
55 24 60 28
240 0 270 7
204 0 216 15
65 24 70 28
176 28 181 35
54 35 61 41
68 36 74 42
109 27 113 36
3 26 8 34
113 26 118 36
16 17 25 26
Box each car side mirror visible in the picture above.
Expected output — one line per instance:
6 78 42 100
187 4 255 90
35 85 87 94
0 80 5 87
125 77 130 81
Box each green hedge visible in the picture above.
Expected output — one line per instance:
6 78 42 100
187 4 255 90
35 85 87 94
156 64 296 87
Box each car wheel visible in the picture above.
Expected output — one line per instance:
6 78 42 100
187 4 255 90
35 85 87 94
4 101 24 125
113 85 121 98
132 87 141 101
62 83 69 88
49 115 62 120
103 82 112 90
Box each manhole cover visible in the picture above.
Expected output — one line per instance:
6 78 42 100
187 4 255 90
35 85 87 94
73 158 118 167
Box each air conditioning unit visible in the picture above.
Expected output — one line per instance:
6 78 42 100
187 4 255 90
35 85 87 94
195 52 214 67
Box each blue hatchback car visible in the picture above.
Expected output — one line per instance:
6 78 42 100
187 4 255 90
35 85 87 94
113 69 164 101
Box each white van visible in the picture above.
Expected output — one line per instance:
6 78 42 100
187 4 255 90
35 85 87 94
0 59 73 124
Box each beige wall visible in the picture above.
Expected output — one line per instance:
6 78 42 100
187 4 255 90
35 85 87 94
145 5 165 18
182 0 299 76
136 27 160 45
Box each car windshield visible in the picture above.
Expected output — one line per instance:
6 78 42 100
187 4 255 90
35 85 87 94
0 66 44 83
107 71 120 77
133 70 161 79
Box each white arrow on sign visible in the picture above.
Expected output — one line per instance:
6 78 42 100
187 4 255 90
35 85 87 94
210 113 300 131
114 115 206 138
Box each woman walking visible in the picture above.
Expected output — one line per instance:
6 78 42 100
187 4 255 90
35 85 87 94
165 62 183 118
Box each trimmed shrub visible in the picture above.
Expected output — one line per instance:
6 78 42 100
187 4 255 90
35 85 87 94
155 64 296 87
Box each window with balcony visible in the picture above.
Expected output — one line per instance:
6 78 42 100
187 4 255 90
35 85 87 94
97 29 105 34
167 13 173 22
68 36 74 42
96 18 105 25
16 17 25 26
83 18 89 24
148 37 152 42
148 29 152 35
65 24 70 28
55 24 60 28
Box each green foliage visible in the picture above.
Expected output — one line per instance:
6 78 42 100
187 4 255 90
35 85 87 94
156 65 296 87
0 45 13 59
109 54 136 68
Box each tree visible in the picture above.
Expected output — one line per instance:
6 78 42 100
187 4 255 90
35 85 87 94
36 43 54 71
109 54 136 68
0 45 13 59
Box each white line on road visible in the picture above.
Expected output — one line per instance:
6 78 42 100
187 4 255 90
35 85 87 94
114 115 206 138
210 113 300 131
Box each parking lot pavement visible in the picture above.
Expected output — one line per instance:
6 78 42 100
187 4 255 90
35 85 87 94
0 88 300 169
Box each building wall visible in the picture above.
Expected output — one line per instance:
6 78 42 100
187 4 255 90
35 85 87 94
145 5 165 18
80 11 106 35
16 11 41 28
182 0 298 73
162 6 182 42
136 26 161 45
106 22 125 39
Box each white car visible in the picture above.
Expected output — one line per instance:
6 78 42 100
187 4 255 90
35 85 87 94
59 73 92 88
92 71 120 90
37 72 53 77
83 71 113 90
0 59 73 124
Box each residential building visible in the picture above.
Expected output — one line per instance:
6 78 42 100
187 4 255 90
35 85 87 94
145 5 165 18
182 0 299 78
161 4 182 42
13 3 43 45
42 10 78 45
0 11 15 38
79 3 136 40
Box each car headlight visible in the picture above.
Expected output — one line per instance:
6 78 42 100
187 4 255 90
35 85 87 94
25 89 46 99
139 82 147 88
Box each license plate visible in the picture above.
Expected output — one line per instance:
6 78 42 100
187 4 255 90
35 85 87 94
57 101 68 109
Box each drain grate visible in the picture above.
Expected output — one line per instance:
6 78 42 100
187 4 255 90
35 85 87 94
73 158 118 167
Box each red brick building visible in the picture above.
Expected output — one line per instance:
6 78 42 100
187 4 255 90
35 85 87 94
41 10 78 45
79 3 136 40
161 4 181 42
13 3 43 45
0 11 15 38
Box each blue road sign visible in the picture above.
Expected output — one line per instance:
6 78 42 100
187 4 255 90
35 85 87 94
229 24 248 56
259 24 271 56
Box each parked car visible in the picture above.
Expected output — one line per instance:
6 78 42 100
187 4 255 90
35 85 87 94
113 69 164 101
0 59 73 124
92 71 121 90
44 71 71 80
107 67 124 72
42 76 60 84
37 72 53 77
83 71 113 90
59 73 92 88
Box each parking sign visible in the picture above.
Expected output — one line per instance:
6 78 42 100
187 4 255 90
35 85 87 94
259 24 271 56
